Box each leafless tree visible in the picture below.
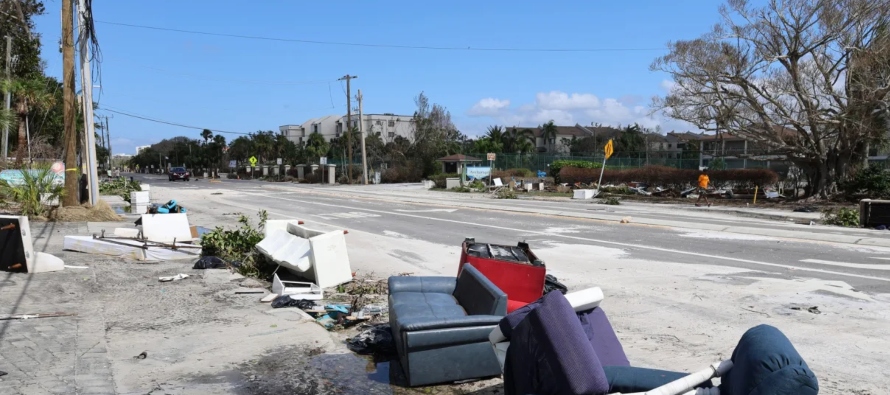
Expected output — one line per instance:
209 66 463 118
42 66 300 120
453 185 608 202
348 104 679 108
651 0 890 198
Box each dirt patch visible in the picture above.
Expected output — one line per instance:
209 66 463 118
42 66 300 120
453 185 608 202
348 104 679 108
49 200 123 222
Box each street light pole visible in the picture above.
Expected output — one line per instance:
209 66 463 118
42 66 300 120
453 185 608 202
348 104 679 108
76 0 99 205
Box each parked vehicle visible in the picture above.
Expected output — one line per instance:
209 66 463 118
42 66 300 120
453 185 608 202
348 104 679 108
168 167 190 182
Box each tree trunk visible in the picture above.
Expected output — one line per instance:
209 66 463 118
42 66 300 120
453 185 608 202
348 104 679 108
14 100 26 166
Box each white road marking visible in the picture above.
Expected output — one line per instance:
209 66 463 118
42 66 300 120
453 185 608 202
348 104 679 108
395 209 458 213
800 259 890 271
240 192 890 283
312 211 381 220
872 257 890 261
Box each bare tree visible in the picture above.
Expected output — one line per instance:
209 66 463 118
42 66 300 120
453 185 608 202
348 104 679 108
651 0 890 198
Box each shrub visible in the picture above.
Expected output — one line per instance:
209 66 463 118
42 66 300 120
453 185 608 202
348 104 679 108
382 166 423 183
200 210 277 279
496 188 517 199
493 168 535 179
99 177 142 203
550 160 602 179
822 207 860 227
599 196 621 205
0 165 66 217
840 165 890 200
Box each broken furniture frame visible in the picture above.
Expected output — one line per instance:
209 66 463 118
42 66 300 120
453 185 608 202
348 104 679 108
91 229 202 255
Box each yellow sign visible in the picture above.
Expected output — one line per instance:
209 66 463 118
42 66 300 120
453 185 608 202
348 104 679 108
249 156 258 166
604 139 614 159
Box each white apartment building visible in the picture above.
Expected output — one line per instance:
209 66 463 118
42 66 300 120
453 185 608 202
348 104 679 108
135 145 151 154
280 113 414 145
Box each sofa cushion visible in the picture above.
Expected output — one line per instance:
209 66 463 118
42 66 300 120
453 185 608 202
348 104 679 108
721 324 818 395
578 308 630 367
453 264 508 316
405 325 499 349
398 314 502 332
390 292 467 323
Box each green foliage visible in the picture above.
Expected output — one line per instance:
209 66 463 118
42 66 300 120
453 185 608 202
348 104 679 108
0 165 65 217
822 207 860 227
599 196 621 205
98 177 141 203
840 164 890 199
496 188 517 199
199 210 276 279
708 157 727 170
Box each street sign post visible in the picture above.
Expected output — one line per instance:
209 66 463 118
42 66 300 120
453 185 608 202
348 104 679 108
276 158 282 165
487 153 496 187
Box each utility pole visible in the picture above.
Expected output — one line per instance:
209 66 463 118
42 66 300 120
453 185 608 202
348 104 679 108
338 74 357 183
77 0 98 205
62 0 79 206
3 36 11 162
358 89 367 185
101 115 112 169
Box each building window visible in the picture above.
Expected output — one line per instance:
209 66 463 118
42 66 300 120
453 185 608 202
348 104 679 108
312 124 319 133
388 132 395 138
668 144 672 149
388 120 395 127
351 120 357 128
376 120 382 126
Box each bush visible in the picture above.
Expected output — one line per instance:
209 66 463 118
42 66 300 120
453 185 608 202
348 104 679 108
493 168 535 179
0 166 66 217
558 165 779 189
822 207 860 227
840 165 890 199
99 177 142 203
200 210 277 279
495 188 517 199
550 160 602 179
599 196 621 205
382 166 423 183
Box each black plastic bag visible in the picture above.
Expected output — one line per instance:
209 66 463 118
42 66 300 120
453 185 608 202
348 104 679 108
347 324 395 355
543 274 568 295
271 295 315 309
193 256 227 269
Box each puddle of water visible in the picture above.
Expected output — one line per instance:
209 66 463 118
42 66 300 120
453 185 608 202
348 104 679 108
196 226 213 236
112 205 131 214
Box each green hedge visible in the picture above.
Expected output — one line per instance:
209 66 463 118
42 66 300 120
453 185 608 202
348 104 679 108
550 160 602 181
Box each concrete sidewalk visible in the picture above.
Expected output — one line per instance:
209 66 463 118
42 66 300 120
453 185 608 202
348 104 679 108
269 183 890 248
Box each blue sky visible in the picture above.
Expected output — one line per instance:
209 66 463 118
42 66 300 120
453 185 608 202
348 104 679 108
33 1 723 155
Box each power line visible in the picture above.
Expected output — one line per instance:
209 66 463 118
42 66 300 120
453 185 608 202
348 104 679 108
101 107 251 135
95 20 667 53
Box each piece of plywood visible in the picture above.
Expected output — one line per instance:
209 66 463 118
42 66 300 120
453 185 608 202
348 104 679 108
63 236 197 262
141 213 191 243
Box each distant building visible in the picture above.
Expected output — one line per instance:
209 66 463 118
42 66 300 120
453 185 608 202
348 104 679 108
135 145 151 155
280 113 414 144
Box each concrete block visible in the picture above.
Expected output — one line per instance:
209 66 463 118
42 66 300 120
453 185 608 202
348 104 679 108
572 189 597 199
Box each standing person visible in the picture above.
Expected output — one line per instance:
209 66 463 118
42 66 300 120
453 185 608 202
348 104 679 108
696 169 711 207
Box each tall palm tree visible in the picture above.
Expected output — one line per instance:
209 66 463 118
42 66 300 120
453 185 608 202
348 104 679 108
540 120 558 153
2 79 56 165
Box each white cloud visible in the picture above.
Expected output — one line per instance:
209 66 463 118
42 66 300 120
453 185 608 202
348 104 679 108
466 90 695 135
467 98 511 117
660 79 677 92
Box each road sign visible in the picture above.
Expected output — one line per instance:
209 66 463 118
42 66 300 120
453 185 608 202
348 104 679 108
277 158 283 165
487 153 496 161
249 156 258 166
229 160 236 168
320 157 328 165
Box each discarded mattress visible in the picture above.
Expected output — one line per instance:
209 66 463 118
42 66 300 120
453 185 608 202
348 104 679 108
63 236 197 261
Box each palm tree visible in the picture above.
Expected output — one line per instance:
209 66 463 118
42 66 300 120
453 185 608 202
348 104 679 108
540 120 558 153
485 125 504 146
2 79 56 165
201 128 213 143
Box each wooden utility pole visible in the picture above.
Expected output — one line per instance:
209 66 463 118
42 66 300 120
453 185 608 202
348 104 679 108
3 36 11 162
358 89 367 184
62 0 78 206
338 74 357 182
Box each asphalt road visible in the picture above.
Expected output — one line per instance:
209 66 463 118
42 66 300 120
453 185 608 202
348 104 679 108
138 175 890 293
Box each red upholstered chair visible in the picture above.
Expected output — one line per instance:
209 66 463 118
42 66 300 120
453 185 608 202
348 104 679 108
457 238 547 313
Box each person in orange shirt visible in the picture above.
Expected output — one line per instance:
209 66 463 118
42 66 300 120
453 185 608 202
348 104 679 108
696 169 712 207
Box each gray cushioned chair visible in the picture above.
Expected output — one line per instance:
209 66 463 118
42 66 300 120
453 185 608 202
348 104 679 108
388 263 507 386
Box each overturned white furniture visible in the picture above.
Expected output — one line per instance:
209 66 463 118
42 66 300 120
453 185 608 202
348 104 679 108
140 213 192 243
1 215 65 273
257 220 353 290
573 189 599 199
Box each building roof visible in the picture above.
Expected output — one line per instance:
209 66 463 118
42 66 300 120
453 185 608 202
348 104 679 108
436 154 483 162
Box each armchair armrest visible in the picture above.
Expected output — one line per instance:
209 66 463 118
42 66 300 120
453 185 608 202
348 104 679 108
398 314 503 332
453 264 507 316
388 275 456 294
